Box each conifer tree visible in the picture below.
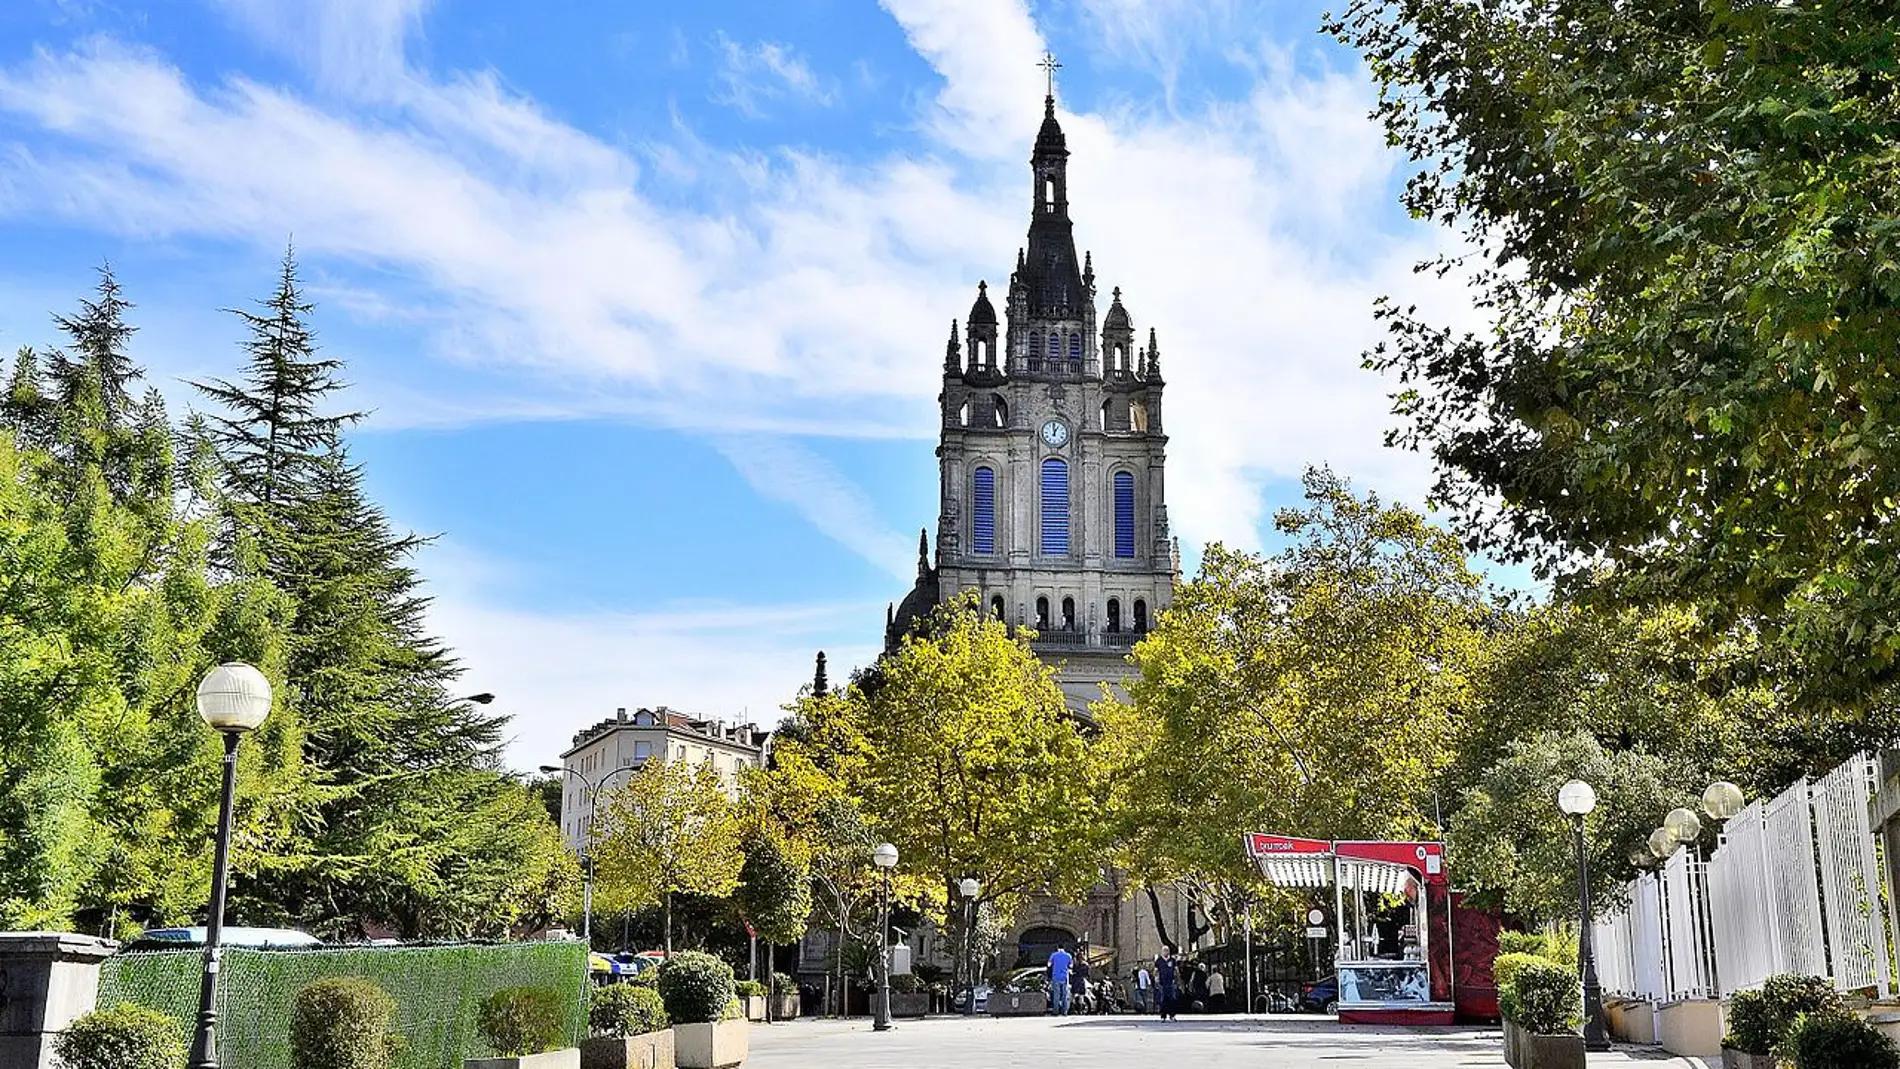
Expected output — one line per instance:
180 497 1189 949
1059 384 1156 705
50 264 140 427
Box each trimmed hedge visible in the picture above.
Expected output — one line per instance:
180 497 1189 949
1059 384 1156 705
52 1004 185 1069
477 987 568 1057
291 977 402 1069
657 952 735 1025
589 984 669 1039
97 941 585 1069
1725 974 1849 1055
733 980 767 998
1493 951 1554 1024
1505 960 1580 1035
1781 1012 1900 1069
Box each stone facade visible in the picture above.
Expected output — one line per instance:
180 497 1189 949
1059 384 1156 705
557 707 767 851
879 89 1188 979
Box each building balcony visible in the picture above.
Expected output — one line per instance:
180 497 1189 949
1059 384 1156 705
1025 628 1147 651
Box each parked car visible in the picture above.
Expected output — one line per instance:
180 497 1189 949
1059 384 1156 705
1299 974 1339 1014
128 927 321 951
949 983 992 1013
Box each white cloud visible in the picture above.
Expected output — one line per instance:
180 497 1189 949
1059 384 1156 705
213 0 432 98
715 435 918 583
0 1 1483 564
711 33 837 118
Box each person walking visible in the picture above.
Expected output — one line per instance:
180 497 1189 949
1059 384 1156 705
1134 963 1152 1013
1206 966 1227 1013
1048 945 1074 1016
1155 948 1178 1021
1072 953 1090 1012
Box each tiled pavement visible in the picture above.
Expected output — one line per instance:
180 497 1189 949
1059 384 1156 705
745 1014 1719 1069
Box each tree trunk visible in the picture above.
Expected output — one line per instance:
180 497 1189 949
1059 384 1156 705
1146 885 1177 953
664 891 674 953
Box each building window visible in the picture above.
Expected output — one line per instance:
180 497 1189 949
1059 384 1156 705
1130 400 1149 432
972 467 996 555
634 741 651 760
1036 596 1050 630
993 394 1008 428
1069 332 1082 372
1134 599 1149 633
1061 596 1075 631
1040 457 1069 555
1107 598 1122 633
1114 471 1136 559
991 594 1006 621
958 401 970 427
1028 332 1041 371
1100 399 1110 430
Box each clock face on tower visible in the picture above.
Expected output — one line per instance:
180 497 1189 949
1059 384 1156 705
1040 419 1070 447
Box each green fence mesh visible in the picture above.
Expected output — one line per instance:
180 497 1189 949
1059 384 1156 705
97 941 587 1069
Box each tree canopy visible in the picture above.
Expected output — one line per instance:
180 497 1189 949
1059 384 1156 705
1328 0 1900 700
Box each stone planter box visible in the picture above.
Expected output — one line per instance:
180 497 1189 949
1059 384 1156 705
890 992 929 1018
740 995 766 1022
989 990 1047 1017
1659 998 1726 1058
581 1032 675 1069
1721 1050 1777 1069
467 1050 581 1069
1503 1020 1584 1069
674 1019 748 1069
770 993 798 1020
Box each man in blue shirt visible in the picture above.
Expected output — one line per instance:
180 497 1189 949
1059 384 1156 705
1047 945 1074 1016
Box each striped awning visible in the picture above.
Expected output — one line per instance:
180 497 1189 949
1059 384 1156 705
1253 854 1419 895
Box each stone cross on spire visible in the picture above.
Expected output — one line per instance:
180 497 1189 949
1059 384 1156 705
1037 50 1062 98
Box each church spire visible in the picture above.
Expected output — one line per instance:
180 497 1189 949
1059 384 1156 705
917 527 930 577
812 651 829 697
944 320 961 375
1146 326 1164 381
1025 84 1082 316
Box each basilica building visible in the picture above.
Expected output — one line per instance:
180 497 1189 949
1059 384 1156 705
878 86 1191 981
885 89 1180 718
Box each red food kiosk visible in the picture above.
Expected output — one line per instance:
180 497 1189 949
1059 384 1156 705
1244 833 1457 1025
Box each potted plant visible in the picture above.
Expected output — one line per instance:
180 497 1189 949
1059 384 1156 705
769 973 799 1020
291 976 404 1069
889 973 930 1018
733 981 767 1023
469 986 578 1069
583 983 673 1069
1500 959 1583 1069
53 1004 186 1069
1779 1011 1900 1069
660 951 748 1069
1723 975 1850 1069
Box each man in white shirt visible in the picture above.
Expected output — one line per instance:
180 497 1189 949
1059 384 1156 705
1206 968 1227 1012
1134 965 1152 1012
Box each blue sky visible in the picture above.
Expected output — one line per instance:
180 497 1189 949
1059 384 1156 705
0 0 1492 768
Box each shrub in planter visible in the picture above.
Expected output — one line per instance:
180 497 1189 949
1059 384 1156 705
591 984 670 1038
292 977 403 1069
1498 932 1552 958
1509 960 1581 1035
1494 952 1559 1024
769 972 795 996
53 1004 185 1069
1778 1012 1900 1069
657 952 737 1025
1725 976 1847 1057
889 973 924 994
733 980 766 999
479 986 569 1057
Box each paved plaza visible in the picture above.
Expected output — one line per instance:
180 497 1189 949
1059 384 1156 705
747 1015 1718 1069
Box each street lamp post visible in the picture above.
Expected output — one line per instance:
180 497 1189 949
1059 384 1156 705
540 761 644 946
188 663 273 1069
959 877 981 1017
1556 779 1612 1052
872 843 899 1032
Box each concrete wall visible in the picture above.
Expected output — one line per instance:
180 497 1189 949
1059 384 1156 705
0 932 119 1069
1657 998 1724 1058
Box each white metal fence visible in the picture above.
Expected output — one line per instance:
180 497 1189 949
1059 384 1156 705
1595 752 1895 1001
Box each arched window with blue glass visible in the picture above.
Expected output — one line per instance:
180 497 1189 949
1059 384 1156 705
1113 470 1136 559
971 466 996 555
1068 331 1082 371
1040 457 1069 555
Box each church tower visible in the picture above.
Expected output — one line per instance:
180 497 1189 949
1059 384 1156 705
888 86 1178 714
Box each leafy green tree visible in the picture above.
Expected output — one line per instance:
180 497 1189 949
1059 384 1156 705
1450 730 1686 923
190 252 557 937
733 824 812 946
594 759 745 952
1328 0 1900 700
0 302 304 933
1098 468 1492 946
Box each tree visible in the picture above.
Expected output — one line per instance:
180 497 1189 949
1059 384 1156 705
593 759 745 952
1328 0 1900 700
1450 730 1686 923
0 317 305 934
1097 468 1492 947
